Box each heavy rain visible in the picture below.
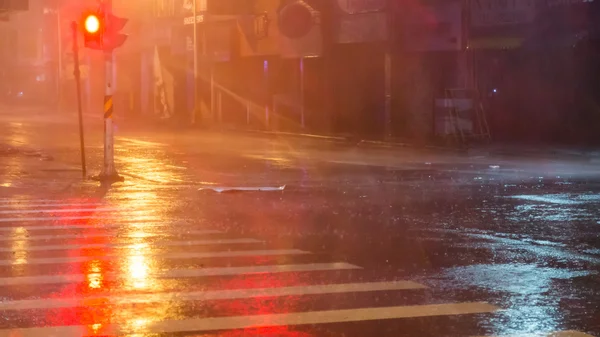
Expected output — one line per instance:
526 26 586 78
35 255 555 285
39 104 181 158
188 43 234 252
0 0 599 336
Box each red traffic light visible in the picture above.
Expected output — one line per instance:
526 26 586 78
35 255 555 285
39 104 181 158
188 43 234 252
84 14 100 34
80 9 128 51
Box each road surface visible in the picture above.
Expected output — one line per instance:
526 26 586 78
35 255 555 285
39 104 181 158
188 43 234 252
0 107 599 336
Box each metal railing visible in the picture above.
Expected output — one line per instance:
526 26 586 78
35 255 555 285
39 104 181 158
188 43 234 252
210 78 308 130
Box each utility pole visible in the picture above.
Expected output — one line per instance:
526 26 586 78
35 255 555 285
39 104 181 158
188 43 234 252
98 0 122 182
56 7 63 111
383 0 393 140
78 1 127 183
71 21 87 178
81 0 127 182
300 57 305 128
192 0 198 125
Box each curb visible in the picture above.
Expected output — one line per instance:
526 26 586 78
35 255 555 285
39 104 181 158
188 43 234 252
487 148 600 162
90 116 600 162
229 128 471 155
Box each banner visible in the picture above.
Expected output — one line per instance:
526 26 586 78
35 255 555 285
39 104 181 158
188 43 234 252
153 46 174 120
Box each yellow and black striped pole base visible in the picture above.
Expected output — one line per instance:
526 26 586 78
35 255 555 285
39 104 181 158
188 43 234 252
95 93 123 183
104 95 113 119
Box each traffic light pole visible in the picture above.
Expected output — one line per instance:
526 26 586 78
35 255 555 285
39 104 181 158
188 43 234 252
384 0 393 140
97 0 123 183
192 0 198 125
72 21 87 178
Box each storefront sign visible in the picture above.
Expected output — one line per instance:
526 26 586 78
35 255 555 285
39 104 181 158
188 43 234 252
183 15 204 25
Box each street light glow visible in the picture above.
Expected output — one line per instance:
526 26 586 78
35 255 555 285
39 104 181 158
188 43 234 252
84 14 100 33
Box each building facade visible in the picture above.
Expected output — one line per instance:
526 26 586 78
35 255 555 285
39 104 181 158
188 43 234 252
137 0 600 144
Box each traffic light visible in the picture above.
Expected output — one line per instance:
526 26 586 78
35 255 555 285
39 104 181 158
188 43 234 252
82 12 102 49
81 8 128 51
84 14 100 33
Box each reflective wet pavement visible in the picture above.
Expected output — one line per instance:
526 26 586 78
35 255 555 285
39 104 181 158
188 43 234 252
0 108 599 336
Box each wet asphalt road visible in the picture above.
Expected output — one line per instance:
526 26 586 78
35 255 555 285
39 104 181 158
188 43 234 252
0 108 599 336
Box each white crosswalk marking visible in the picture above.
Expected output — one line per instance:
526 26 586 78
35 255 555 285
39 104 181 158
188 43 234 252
0 249 310 266
0 280 427 310
0 215 157 222
0 238 263 252
0 232 116 241
0 263 361 286
0 229 221 241
0 222 166 231
0 197 591 337
0 303 500 337
0 215 105 222
0 203 104 208
0 208 122 214
0 199 76 203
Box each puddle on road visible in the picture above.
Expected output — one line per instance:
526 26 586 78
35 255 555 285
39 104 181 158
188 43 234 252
510 193 600 205
439 263 593 294
479 193 600 223
431 264 597 336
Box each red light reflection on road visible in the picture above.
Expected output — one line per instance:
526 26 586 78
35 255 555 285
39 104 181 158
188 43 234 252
31 198 318 336
209 271 316 336
43 197 117 332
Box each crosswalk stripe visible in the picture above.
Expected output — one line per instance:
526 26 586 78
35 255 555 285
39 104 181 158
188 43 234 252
0 203 104 209
0 280 426 310
0 208 127 214
0 199 163 204
475 332 595 337
0 229 222 242
0 249 310 266
0 215 158 222
0 223 165 231
0 262 361 286
0 199 71 203
0 238 263 252
0 302 499 336
0 233 112 241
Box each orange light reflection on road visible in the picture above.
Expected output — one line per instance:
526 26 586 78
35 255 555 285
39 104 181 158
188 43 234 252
42 194 174 332
11 227 29 266
126 247 151 290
